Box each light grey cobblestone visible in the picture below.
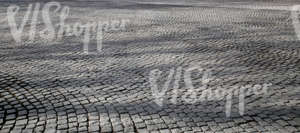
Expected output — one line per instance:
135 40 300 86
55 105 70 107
0 0 300 132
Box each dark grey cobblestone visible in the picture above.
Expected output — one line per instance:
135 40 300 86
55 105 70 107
0 0 300 132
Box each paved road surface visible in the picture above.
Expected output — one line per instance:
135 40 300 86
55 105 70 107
0 0 300 132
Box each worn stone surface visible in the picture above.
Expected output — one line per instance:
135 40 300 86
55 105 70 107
0 0 300 132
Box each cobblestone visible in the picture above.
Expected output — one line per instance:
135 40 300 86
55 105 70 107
0 0 300 132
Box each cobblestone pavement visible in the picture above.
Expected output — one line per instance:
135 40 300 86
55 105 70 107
0 0 300 132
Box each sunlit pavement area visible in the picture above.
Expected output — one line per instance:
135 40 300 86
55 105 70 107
0 0 300 132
